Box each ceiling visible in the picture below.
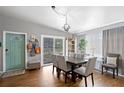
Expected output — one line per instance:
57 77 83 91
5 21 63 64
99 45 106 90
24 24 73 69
0 6 124 34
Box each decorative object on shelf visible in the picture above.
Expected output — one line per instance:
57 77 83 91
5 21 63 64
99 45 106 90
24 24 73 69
27 35 41 56
27 40 33 53
35 39 41 54
68 37 75 57
51 6 71 32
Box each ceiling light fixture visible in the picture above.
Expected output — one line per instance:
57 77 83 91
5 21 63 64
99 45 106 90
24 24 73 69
51 6 71 32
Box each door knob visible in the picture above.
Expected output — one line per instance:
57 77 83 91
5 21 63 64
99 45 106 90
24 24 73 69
5 49 8 52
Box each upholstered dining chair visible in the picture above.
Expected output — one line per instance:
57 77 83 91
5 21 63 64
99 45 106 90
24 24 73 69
52 55 58 74
69 53 76 58
101 53 120 78
56 55 72 83
75 54 84 59
74 57 97 87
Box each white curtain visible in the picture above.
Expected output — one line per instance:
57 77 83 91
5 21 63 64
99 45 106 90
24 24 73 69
85 31 103 57
103 26 124 75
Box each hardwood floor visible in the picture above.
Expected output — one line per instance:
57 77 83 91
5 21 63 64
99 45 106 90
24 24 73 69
0 65 124 87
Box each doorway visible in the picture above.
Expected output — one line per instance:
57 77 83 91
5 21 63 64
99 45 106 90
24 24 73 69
41 35 65 66
3 31 27 72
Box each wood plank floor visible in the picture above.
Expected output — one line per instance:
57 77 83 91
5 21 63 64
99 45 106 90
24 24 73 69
0 65 124 87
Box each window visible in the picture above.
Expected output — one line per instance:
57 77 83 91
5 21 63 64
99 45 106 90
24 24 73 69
85 31 102 57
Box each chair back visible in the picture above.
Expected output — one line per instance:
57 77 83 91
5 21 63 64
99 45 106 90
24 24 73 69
75 54 84 59
52 55 58 67
85 57 97 75
69 53 75 58
106 53 120 67
56 55 67 70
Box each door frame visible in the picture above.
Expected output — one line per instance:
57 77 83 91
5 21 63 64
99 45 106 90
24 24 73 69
3 31 27 72
41 35 65 66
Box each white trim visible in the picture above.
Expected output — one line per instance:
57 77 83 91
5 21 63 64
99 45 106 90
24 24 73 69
41 35 65 66
77 20 124 35
63 38 65 56
3 31 27 72
119 74 124 77
41 35 43 67
65 39 68 56
25 34 28 69
3 31 6 72
41 35 65 39
75 37 77 54
3 31 27 35
107 70 124 77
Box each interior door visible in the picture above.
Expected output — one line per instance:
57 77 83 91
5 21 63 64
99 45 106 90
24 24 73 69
43 37 54 64
6 33 25 71
42 36 65 65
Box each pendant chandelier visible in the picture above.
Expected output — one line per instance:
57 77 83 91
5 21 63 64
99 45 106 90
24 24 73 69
63 13 70 32
51 6 71 32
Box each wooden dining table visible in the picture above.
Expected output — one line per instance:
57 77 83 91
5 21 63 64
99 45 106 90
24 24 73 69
66 57 88 82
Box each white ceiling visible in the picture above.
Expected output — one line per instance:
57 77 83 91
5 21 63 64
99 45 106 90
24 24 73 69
0 6 124 34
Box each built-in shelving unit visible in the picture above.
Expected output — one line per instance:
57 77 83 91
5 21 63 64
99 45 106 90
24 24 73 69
68 38 75 56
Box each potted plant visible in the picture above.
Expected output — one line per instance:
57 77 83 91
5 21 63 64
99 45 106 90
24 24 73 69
79 38 87 53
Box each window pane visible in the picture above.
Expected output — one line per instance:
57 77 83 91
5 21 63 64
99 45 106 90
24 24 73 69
55 39 63 55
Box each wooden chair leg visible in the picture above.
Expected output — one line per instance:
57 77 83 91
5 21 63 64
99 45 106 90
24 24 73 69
116 68 118 76
79 74 83 80
73 73 77 83
65 72 67 83
113 69 115 79
52 66 54 74
57 68 60 79
84 77 87 87
102 66 103 74
91 73 94 86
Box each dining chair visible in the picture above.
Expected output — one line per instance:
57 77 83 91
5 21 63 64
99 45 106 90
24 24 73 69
74 57 97 87
101 53 120 78
56 55 72 83
75 54 84 59
69 53 76 58
52 55 59 74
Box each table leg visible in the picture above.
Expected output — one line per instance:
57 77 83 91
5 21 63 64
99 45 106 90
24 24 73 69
57 68 60 79
71 65 76 82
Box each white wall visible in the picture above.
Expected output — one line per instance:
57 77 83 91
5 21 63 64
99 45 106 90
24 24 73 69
0 14 72 71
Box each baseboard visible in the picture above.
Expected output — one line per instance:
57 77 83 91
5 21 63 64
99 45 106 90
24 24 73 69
1 69 25 78
107 71 124 77
95 68 124 77
118 74 124 77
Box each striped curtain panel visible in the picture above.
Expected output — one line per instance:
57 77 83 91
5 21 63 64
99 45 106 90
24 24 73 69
103 26 124 75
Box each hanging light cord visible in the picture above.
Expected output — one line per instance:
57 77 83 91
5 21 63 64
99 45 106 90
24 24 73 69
51 6 70 32
51 6 66 16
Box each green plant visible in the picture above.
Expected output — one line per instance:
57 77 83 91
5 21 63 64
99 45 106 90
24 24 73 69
79 38 87 53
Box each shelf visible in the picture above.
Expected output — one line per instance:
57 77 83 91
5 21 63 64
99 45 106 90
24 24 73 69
68 38 75 53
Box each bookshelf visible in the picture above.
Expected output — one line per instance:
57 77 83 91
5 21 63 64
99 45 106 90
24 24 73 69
68 38 75 56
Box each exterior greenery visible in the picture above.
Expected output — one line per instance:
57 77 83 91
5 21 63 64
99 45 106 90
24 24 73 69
79 38 87 53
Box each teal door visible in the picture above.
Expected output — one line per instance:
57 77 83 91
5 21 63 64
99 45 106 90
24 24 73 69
6 33 25 71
